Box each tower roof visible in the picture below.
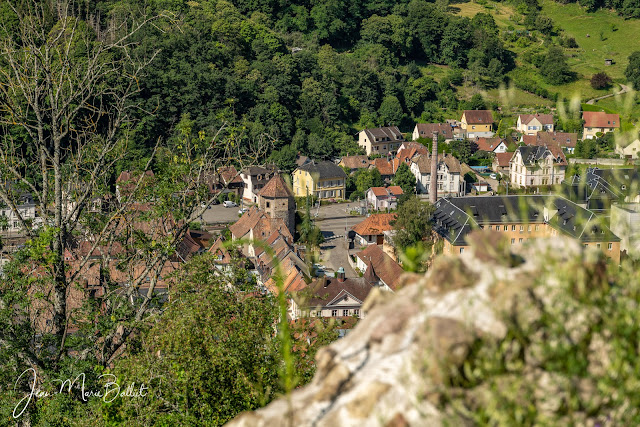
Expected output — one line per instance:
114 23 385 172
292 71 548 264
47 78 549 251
259 174 294 199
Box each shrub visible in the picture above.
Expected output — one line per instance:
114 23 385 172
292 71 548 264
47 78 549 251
591 72 613 90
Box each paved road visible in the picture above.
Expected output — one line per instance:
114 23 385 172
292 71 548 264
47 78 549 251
314 203 365 278
586 83 630 105
199 203 247 225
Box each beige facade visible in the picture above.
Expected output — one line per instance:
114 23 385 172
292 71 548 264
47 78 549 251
516 114 554 135
292 161 346 200
615 139 640 159
510 148 565 188
358 127 404 156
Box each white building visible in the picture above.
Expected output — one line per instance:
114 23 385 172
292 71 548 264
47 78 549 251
409 153 464 197
516 114 554 135
509 146 567 188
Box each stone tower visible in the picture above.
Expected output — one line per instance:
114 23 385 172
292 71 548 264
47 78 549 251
258 174 296 236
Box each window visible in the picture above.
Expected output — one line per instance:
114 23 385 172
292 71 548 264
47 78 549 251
519 238 523 243
343 310 349 317
512 225 516 231
331 310 337 317
354 309 360 317
266 202 270 208
504 225 508 231
520 225 524 232
317 311 322 317
528 225 532 232
459 247 464 254
511 238 515 244
535 225 540 231
488 225 492 230
608 243 612 250
596 243 601 249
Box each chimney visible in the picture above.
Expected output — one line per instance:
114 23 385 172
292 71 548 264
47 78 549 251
337 267 346 283
430 131 438 203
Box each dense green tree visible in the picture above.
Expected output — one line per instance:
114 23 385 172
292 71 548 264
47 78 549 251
591 72 613 89
541 46 575 84
392 196 434 248
378 95 404 126
393 162 417 195
109 254 281 425
625 51 640 90
269 144 298 173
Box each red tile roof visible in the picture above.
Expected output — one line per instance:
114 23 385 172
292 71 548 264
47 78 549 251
258 174 294 199
475 137 505 152
583 111 620 129
356 244 405 291
519 113 554 125
352 213 396 236
494 152 514 167
369 186 403 198
371 158 400 176
463 110 493 124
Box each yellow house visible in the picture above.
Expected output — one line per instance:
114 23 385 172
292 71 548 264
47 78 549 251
461 110 493 137
292 160 347 200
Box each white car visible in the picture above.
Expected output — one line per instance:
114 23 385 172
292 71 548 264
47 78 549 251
238 208 248 215
223 200 237 208
489 173 497 180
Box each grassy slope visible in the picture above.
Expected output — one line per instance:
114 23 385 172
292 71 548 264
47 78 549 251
453 0 640 104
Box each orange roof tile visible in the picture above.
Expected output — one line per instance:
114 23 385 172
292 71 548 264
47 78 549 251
351 213 396 236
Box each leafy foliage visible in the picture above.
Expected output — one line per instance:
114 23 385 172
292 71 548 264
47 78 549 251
392 162 416 195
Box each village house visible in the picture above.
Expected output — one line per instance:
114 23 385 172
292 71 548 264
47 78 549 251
522 131 578 154
352 213 397 246
475 137 508 154
460 110 494 138
257 174 296 236
206 166 244 199
240 165 276 203
432 195 621 263
176 229 213 262
610 204 640 257
582 111 620 139
369 157 401 183
229 206 293 258
366 186 403 211
338 155 371 173
411 123 454 142
493 152 513 177
516 113 554 135
0 191 38 234
115 170 155 203
355 244 404 291
396 141 429 164
509 145 566 188
410 153 464 197
292 160 347 200
358 126 405 156
289 268 373 320
615 138 640 159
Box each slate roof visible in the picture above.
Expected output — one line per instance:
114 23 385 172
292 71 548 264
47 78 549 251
414 123 454 140
356 244 404 291
475 137 505 152
362 126 404 143
583 111 620 129
519 113 554 125
297 160 347 180
516 145 565 166
352 213 397 236
494 152 514 167
463 110 493 124
433 195 619 245
412 153 462 174
259 174 294 199
339 155 371 170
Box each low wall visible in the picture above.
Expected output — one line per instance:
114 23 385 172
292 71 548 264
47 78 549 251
568 158 627 165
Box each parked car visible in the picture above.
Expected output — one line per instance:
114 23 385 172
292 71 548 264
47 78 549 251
223 200 237 208
238 208 248 214
489 173 497 179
